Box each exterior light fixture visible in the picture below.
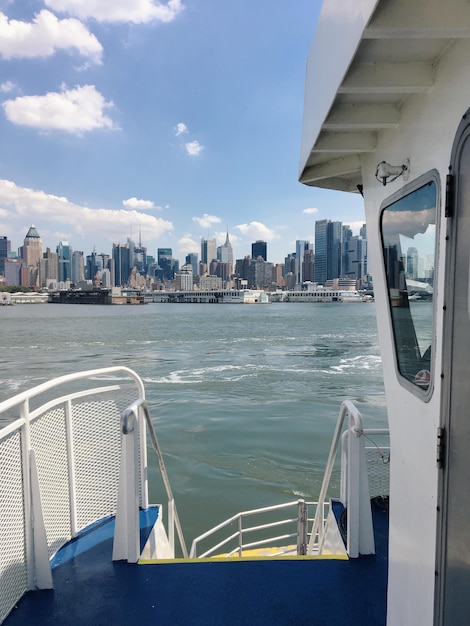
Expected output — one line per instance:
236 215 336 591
375 159 410 186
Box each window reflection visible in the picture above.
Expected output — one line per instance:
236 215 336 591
381 180 437 392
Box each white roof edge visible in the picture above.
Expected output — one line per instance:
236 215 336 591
299 0 380 178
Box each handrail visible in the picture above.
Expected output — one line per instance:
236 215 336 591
307 400 370 555
0 366 145 414
190 500 316 558
120 398 188 559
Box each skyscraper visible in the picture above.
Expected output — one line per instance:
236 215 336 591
72 250 85 284
112 243 131 286
157 248 175 281
0 236 10 276
57 241 72 283
315 219 343 284
295 240 311 285
217 230 234 280
38 247 58 288
327 221 343 280
23 225 43 286
185 253 198 277
314 219 328 285
200 238 217 271
252 240 267 261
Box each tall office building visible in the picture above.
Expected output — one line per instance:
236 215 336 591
295 240 311 285
57 241 72 283
0 236 10 275
315 219 343 284
314 219 328 285
185 252 198 277
22 225 43 286
157 248 175 281
38 248 58 287
200 238 217 271
175 264 193 290
252 240 267 261
344 236 367 282
71 250 85 284
112 243 131 286
217 230 234 279
4 258 27 286
302 248 315 282
86 249 100 281
284 253 296 277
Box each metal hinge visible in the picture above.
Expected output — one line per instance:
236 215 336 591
436 427 446 469
445 174 454 218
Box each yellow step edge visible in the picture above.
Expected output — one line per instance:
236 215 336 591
139 553 349 565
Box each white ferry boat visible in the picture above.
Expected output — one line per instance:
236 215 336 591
147 288 270 304
0 1 468 624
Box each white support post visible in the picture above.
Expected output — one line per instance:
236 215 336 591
346 423 375 558
168 499 175 558
138 406 149 510
112 420 140 563
65 399 78 537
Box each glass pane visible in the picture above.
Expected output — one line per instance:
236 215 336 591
381 180 437 392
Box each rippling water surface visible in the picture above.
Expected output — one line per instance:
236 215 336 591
0 302 386 539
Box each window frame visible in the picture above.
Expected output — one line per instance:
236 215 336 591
379 169 440 401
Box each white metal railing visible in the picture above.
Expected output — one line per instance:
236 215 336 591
307 400 389 558
112 398 188 561
189 500 329 559
189 401 389 561
0 367 164 625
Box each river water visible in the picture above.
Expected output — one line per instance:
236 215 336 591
0 302 387 540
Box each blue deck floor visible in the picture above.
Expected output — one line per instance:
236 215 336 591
5 503 388 626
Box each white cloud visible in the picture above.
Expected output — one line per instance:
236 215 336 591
235 221 279 241
184 139 203 156
192 213 221 229
0 179 173 243
45 0 184 24
303 207 318 215
174 122 188 136
177 234 199 255
0 81 15 93
345 220 366 234
0 10 102 64
3 84 116 134
123 197 155 210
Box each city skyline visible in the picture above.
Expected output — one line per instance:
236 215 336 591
2 221 366 269
0 1 365 266
1 219 370 291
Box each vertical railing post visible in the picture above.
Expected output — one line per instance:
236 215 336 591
65 399 78 537
297 500 307 555
168 499 175 557
20 399 34 590
238 516 243 556
137 404 149 510
112 409 140 563
346 410 375 558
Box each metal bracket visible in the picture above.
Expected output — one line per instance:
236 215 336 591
436 427 446 469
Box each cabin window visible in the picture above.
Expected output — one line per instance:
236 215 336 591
381 177 437 395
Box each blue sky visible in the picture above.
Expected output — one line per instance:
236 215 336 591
0 0 365 265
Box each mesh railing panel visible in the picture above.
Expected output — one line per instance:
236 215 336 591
0 431 27 623
31 407 72 558
366 447 390 498
72 398 122 530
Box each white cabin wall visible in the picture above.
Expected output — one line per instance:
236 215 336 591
360 38 470 626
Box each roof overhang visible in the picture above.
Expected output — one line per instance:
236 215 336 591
299 0 470 192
